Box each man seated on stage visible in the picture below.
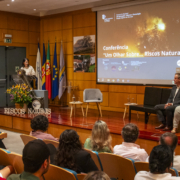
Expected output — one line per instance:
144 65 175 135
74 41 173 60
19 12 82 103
113 123 148 162
159 132 180 171
155 73 180 131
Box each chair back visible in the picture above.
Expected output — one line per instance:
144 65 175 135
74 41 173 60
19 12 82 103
0 148 11 166
144 87 162 106
84 149 102 170
99 153 136 180
77 174 86 180
9 153 24 174
160 88 171 104
83 89 103 102
169 167 179 177
44 164 77 180
43 139 59 148
20 134 37 145
134 162 149 172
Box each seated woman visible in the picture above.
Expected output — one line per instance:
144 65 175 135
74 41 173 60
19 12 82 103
55 129 98 173
135 145 178 180
84 120 112 153
30 115 58 142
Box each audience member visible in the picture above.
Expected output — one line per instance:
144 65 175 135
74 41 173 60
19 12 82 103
7 139 50 180
135 145 179 180
0 166 14 180
55 129 98 173
113 123 148 161
30 115 58 141
84 120 112 153
84 171 110 180
160 132 180 171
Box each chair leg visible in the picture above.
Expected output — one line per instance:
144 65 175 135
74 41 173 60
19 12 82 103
81 105 84 116
70 105 73 118
98 103 102 117
86 103 89 117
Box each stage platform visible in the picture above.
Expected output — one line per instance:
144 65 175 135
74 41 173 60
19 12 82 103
0 107 180 155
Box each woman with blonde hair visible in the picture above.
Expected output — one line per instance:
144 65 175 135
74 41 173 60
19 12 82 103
84 120 112 153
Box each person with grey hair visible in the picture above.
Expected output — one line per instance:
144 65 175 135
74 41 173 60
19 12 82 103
113 123 148 162
159 132 180 171
84 171 110 180
155 73 180 131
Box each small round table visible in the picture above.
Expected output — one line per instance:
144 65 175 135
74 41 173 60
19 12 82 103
69 101 84 117
123 103 139 120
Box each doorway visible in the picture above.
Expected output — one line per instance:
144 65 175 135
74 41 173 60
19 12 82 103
0 46 26 107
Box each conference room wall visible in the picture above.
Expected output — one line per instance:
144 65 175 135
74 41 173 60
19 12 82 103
0 11 40 72
40 8 169 121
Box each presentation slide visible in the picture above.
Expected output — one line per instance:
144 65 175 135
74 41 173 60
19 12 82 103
97 0 180 85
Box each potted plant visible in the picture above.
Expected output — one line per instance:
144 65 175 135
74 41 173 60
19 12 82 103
6 84 33 113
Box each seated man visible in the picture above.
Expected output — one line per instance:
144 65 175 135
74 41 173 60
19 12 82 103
159 132 180 171
135 145 179 180
7 139 50 180
155 73 180 131
113 123 148 162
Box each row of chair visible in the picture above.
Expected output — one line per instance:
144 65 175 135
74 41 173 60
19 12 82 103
85 149 179 179
19 134 180 180
0 148 86 180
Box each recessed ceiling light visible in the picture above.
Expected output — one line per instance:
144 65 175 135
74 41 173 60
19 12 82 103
33 9 36 11
12 0 14 2
7 4 10 6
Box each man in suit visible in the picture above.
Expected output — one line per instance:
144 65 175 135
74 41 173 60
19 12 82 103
155 73 180 131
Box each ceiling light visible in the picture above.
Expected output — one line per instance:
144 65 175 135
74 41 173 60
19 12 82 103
34 9 36 11
12 0 14 2
7 4 10 6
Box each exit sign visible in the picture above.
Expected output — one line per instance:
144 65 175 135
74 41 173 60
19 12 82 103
4 39 12 43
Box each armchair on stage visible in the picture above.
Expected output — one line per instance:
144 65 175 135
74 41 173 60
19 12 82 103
12 69 48 108
83 89 103 117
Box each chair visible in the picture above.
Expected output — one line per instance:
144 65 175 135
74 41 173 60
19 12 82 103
169 167 179 177
83 89 103 117
20 134 37 145
0 148 11 166
99 153 136 180
84 149 103 170
43 139 59 148
134 162 149 172
9 153 24 174
44 164 77 180
135 162 179 177
77 174 86 180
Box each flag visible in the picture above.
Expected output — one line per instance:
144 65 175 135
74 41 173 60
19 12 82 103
52 43 59 100
45 42 52 99
42 43 46 90
58 43 66 99
35 43 42 90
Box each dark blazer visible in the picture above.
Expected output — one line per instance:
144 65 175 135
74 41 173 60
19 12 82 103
74 149 98 173
167 86 180 105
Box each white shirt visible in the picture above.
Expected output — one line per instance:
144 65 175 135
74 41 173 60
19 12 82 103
113 142 149 162
21 66 36 76
134 171 180 180
173 87 179 102
173 155 180 171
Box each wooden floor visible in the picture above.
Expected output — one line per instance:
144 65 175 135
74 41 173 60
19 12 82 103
1 107 180 155
1 106 180 142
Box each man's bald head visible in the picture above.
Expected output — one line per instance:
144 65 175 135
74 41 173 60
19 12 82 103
160 132 178 152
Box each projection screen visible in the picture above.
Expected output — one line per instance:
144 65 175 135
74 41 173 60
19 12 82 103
97 0 180 85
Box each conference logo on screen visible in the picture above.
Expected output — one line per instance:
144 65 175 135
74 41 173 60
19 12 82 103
177 60 180 67
102 14 113 22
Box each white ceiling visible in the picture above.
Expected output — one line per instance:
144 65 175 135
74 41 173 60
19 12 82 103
0 0 141 16
0 0 164 16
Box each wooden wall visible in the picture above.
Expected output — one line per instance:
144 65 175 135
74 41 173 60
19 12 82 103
40 8 159 115
0 11 40 71
0 9 167 116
